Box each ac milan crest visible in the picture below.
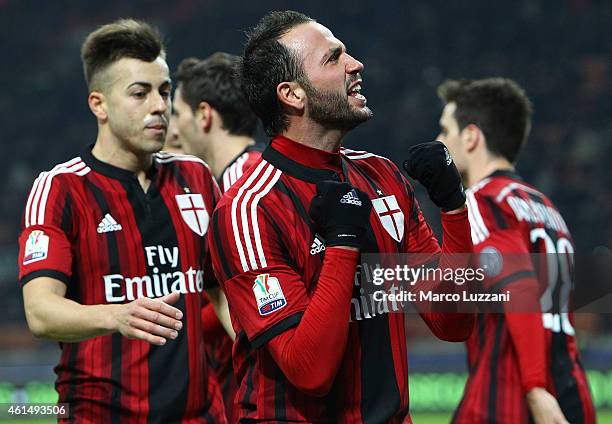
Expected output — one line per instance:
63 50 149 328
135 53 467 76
372 195 405 242
175 194 209 236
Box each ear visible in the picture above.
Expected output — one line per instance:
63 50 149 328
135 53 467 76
196 101 213 132
276 81 305 111
462 123 483 153
88 91 107 121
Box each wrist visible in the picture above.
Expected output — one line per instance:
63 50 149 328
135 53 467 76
95 303 119 334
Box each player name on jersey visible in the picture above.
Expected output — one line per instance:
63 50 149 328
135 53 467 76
506 195 569 233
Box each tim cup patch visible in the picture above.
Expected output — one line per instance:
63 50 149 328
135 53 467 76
253 274 287 316
23 230 49 265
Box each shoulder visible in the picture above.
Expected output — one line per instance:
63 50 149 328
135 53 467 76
25 156 89 228
155 151 213 176
28 156 91 192
216 158 284 213
341 147 395 166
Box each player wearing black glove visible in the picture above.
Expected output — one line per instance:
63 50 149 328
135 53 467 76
310 181 373 248
403 141 466 211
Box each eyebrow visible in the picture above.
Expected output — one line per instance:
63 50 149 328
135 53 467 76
127 79 172 90
321 45 344 65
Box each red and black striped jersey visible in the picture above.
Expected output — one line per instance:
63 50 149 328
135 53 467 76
18 148 227 423
453 170 595 424
209 135 452 423
219 144 265 193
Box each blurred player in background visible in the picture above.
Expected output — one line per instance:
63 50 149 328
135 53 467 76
436 78 595 424
18 19 229 422
162 108 184 153
173 53 263 192
209 10 475 422
172 52 260 421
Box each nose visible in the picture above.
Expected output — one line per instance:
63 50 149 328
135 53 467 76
151 91 168 115
345 54 364 75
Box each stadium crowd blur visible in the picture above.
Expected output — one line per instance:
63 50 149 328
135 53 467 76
1 0 610 371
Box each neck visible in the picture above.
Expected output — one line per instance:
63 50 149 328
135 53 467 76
91 129 153 189
466 155 514 188
282 120 345 152
211 133 255 178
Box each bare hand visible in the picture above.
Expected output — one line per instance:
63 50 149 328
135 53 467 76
527 387 569 424
110 292 183 346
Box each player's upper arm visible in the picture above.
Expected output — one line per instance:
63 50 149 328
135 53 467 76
208 193 309 348
22 276 68 336
19 173 74 285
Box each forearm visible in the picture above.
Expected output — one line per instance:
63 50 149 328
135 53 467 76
205 287 236 341
418 209 475 340
24 291 114 342
268 247 359 396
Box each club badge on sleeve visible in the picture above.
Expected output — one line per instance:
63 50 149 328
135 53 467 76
23 230 49 265
253 274 287 316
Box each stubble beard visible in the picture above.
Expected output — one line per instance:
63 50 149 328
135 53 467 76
302 79 373 132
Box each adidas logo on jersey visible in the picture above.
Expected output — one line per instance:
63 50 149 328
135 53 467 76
97 213 122 233
340 189 362 206
310 236 326 255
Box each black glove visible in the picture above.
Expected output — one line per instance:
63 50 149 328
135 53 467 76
309 181 372 248
403 141 466 211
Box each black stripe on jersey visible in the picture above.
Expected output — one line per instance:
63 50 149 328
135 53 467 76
63 342 79 424
250 312 304 349
263 145 339 183
488 270 536 293
61 193 73 235
552 333 585 423
20 269 70 285
211 213 232 281
87 180 123 423
274 370 287 420
488 317 504 423
477 314 486 361
275 180 312 228
117 179 190 423
483 196 508 229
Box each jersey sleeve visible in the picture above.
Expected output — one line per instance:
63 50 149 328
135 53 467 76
209 198 309 348
401 177 442 258
18 173 74 285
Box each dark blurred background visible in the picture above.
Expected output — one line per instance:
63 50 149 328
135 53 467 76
0 0 610 416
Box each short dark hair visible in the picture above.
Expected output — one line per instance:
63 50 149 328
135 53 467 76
437 78 533 163
175 53 258 137
81 19 165 91
240 10 314 136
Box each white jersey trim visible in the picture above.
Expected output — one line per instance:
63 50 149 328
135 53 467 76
25 157 90 228
231 160 282 272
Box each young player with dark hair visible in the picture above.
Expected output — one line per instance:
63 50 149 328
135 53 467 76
18 19 228 422
173 53 263 192
209 10 476 422
437 78 595 424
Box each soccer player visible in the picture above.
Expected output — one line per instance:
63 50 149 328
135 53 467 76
18 19 228 422
209 11 476 422
172 52 262 421
172 53 263 192
436 78 595 424
162 109 184 153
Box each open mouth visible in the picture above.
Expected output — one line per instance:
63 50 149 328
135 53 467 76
348 82 366 101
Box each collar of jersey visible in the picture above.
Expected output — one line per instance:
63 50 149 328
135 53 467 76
83 145 159 181
487 169 523 181
262 135 343 183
